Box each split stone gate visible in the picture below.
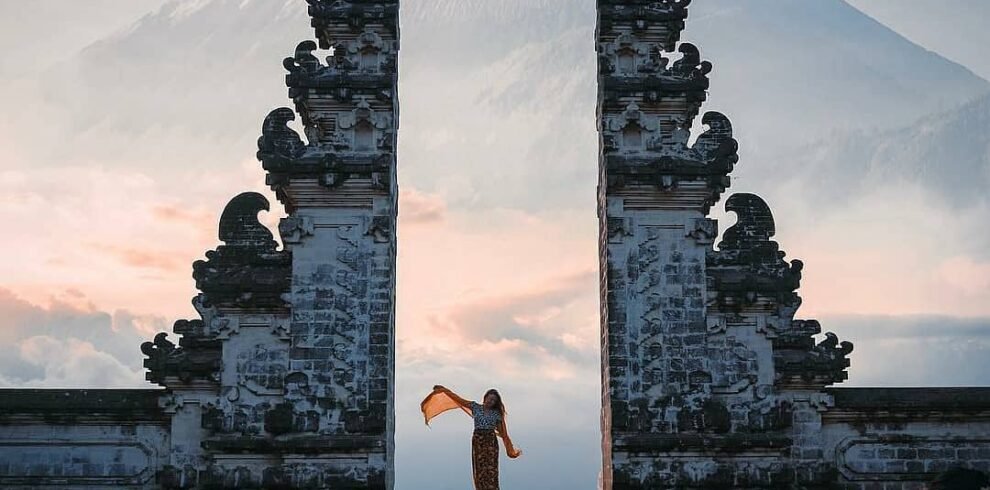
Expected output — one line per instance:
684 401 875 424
1 1 989 488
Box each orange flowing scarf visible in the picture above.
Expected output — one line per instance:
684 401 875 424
420 387 522 458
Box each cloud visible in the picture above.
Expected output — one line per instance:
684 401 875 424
0 162 274 319
769 94 990 212
399 188 447 225
936 256 990 297
822 314 990 387
153 203 214 225
736 182 990 319
0 0 166 76
0 287 157 388
87 243 187 272
6 336 145 389
403 268 598 384
435 270 595 342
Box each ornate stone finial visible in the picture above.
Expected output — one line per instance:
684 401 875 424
257 107 307 166
283 40 322 75
218 192 278 251
192 193 291 310
693 111 738 165
719 193 776 250
141 333 181 386
670 43 711 77
141 332 176 359
816 332 855 364
709 193 803 308
775 329 854 387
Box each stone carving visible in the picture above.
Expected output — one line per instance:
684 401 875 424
775 331 854 387
192 192 291 309
141 332 180 385
692 111 737 164
366 215 392 243
257 107 308 165
283 40 322 75
839 438 990 482
258 101 393 198
307 0 400 49
237 344 288 396
708 193 803 309
279 216 315 244
0 440 161 487
335 29 393 74
601 0 693 16
687 217 717 243
607 217 633 243
705 193 853 388
213 317 237 339
597 1 693 53
284 29 395 83
159 394 184 414
338 98 393 153
669 43 712 78
603 102 662 153
601 37 710 82
217 192 279 249
603 106 735 160
602 108 737 204
599 33 662 76
141 322 222 387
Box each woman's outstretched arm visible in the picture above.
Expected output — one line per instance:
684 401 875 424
432 385 474 410
496 418 522 458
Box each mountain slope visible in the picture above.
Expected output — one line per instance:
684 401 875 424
776 92 990 210
0 0 167 76
845 0 990 81
6 0 987 208
683 0 989 151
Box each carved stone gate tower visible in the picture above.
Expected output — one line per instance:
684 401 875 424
0 1 399 488
596 1 990 489
151 0 401 486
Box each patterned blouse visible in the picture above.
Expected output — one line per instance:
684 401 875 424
471 402 502 430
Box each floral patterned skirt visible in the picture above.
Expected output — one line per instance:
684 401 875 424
472 429 499 490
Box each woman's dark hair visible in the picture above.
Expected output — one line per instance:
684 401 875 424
484 389 506 417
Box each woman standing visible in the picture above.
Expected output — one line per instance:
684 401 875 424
421 385 522 490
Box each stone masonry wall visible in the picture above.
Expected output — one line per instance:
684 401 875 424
604 206 713 436
0 390 169 489
823 389 990 489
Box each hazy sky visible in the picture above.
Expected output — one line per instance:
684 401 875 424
0 1 988 489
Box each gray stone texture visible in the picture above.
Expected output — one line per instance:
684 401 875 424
596 1 990 488
0 1 397 488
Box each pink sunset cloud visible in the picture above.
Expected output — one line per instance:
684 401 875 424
399 188 447 225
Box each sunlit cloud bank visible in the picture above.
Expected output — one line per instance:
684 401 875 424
0 287 159 388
